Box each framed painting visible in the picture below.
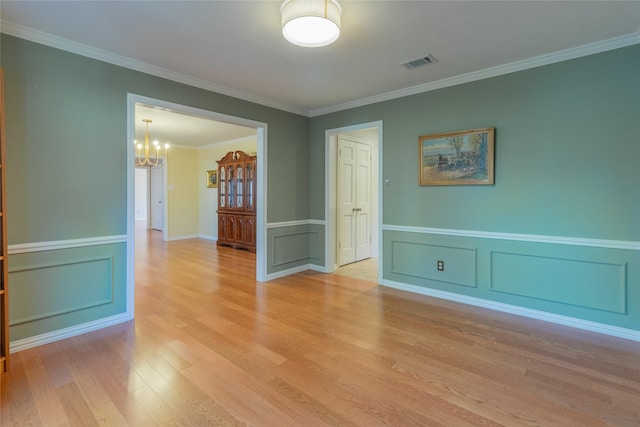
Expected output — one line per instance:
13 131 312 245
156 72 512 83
419 127 495 186
206 170 218 188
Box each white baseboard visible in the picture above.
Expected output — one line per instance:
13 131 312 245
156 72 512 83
166 234 200 241
198 234 217 241
309 263 332 273
268 262 336 279
266 264 312 281
382 279 640 342
10 313 131 353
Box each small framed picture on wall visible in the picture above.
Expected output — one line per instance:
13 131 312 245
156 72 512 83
206 170 218 188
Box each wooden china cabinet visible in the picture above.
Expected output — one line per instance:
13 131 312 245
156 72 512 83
217 150 257 252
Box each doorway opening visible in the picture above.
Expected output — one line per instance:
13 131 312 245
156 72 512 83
325 121 382 283
126 94 268 320
134 165 165 236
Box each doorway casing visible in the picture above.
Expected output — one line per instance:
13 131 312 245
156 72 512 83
126 94 268 320
324 120 383 281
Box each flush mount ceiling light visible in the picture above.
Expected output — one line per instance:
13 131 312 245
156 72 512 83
281 0 342 47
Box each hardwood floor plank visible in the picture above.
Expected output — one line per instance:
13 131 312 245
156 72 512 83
2 229 639 426
56 343 128 426
56 382 100 427
0 353 41 427
21 350 68 426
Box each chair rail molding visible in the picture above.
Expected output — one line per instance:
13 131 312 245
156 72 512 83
382 224 639 251
8 235 127 255
267 219 325 229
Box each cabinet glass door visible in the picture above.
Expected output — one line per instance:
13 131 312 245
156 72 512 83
236 164 243 208
245 162 254 211
219 165 226 207
228 165 235 208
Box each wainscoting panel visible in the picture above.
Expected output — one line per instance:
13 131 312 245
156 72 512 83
390 240 477 288
490 252 626 314
382 228 639 332
10 257 114 325
267 224 313 274
273 233 310 267
308 223 325 267
8 242 127 341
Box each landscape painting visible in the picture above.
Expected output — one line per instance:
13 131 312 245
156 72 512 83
419 127 495 186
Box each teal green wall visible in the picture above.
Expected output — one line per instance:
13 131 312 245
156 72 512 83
310 45 640 331
3 33 639 340
2 34 310 340
3 34 310 245
311 46 639 240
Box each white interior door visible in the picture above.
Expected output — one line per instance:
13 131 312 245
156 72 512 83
355 143 371 261
338 139 356 265
150 166 163 231
337 136 371 266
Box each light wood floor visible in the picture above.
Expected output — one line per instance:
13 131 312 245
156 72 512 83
333 258 378 283
1 230 639 426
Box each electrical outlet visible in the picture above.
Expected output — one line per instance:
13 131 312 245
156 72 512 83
437 260 444 271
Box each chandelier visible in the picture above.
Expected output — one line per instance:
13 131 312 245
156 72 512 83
134 119 169 167
281 0 342 47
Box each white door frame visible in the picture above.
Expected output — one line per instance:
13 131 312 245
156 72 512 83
126 94 269 320
324 120 382 280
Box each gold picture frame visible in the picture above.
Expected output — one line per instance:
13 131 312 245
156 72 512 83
206 170 218 188
419 127 495 186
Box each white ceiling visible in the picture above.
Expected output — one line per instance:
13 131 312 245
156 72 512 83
2 1 639 146
134 104 256 149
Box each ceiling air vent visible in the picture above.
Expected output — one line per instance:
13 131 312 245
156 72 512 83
401 55 438 70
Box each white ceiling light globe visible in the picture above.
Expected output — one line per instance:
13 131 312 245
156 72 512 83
281 0 342 48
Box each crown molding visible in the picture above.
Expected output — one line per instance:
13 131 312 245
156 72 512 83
309 33 640 117
0 20 309 117
2 20 638 119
